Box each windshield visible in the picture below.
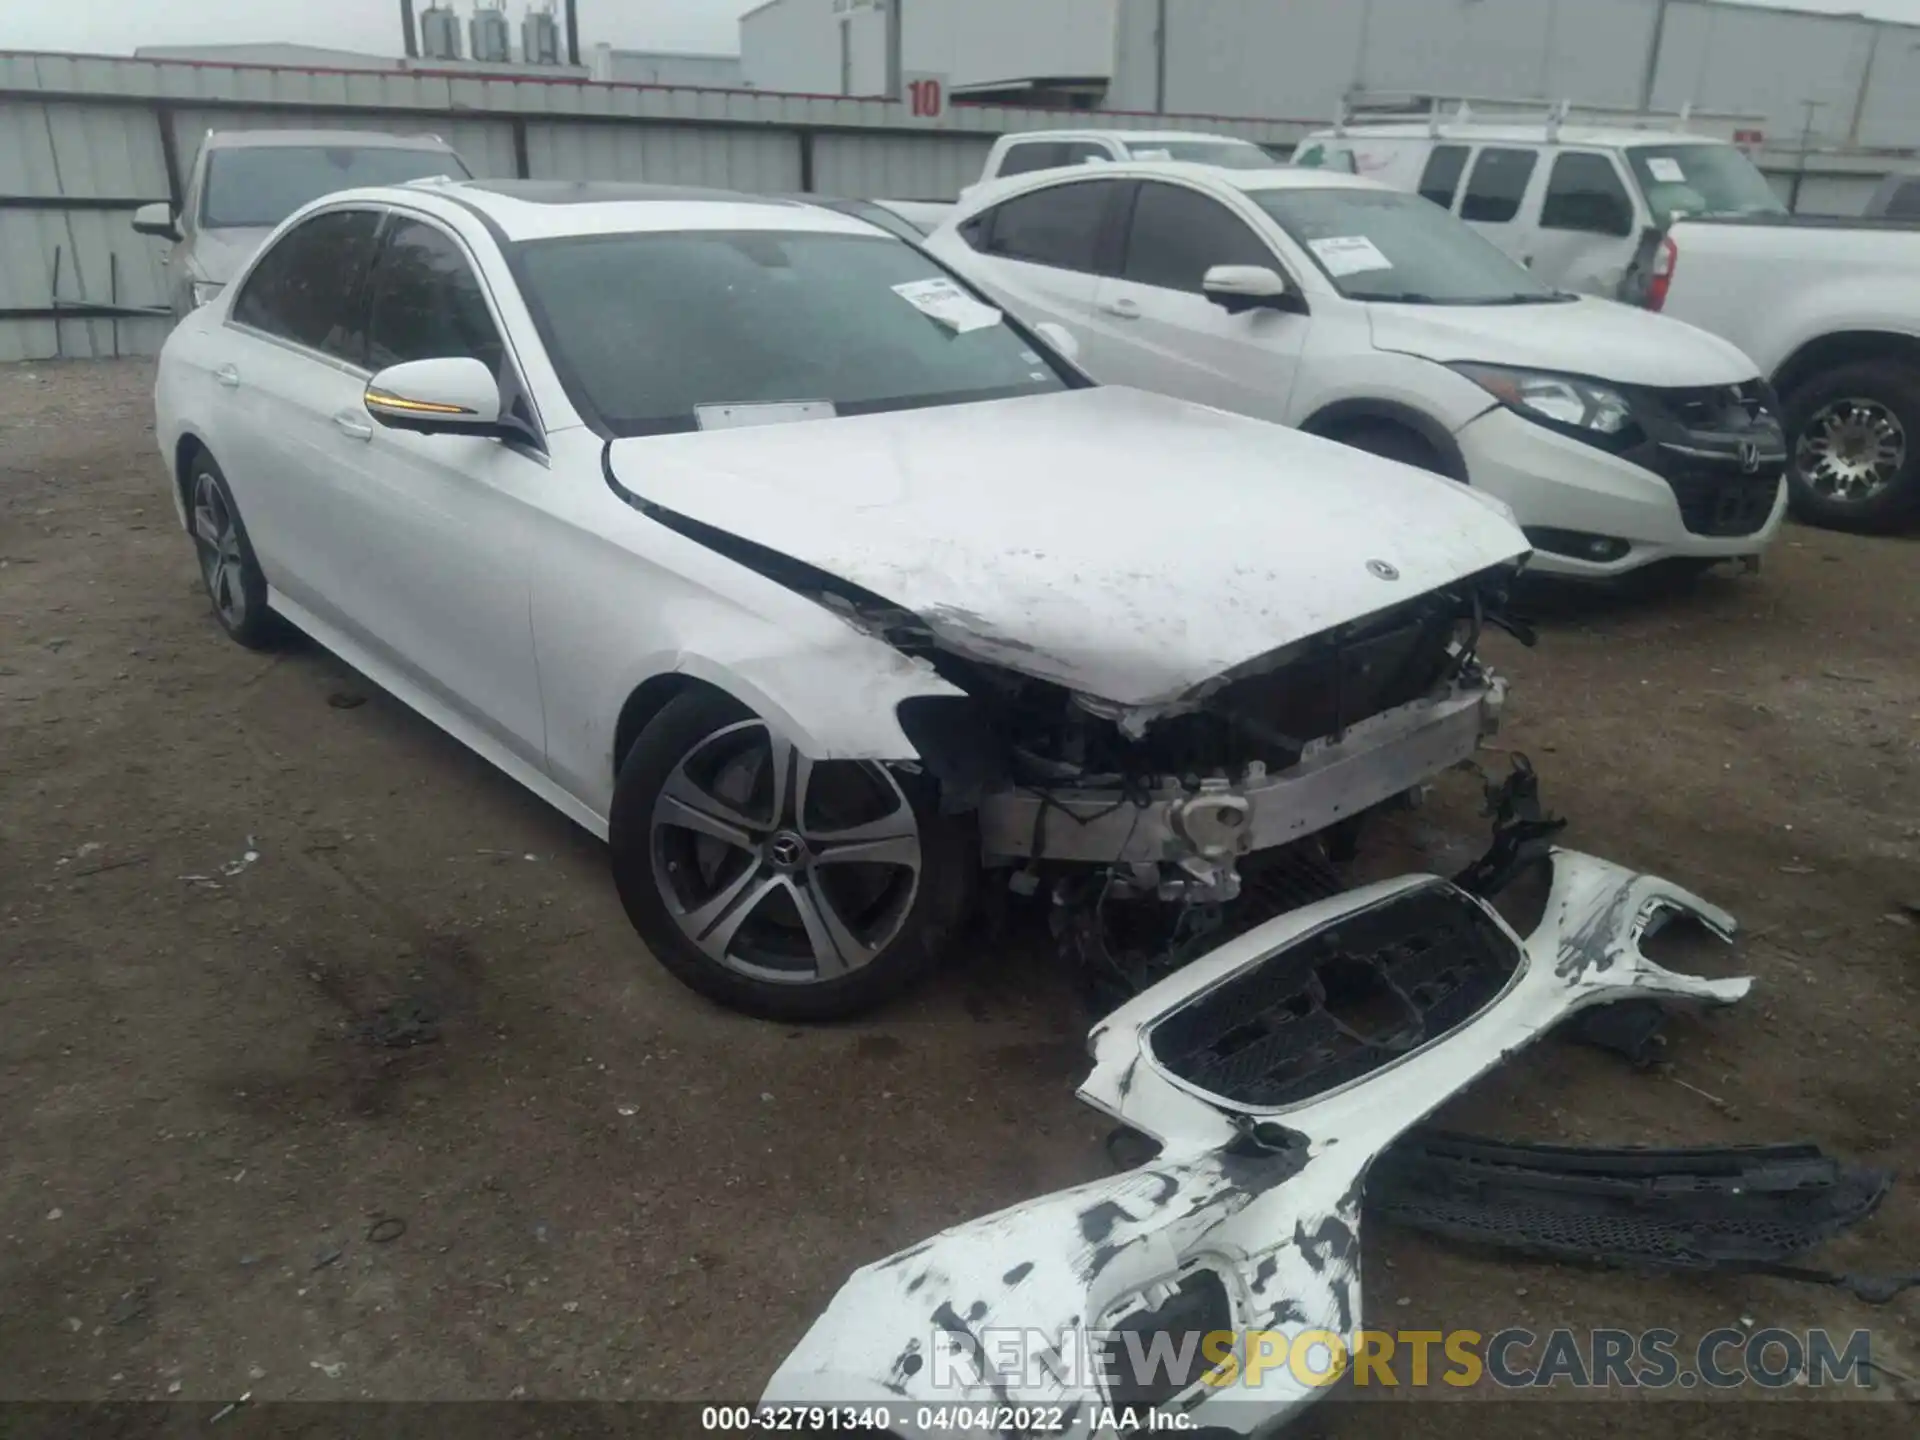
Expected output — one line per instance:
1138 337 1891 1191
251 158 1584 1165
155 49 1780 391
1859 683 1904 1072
1626 144 1785 222
517 230 1071 437
201 145 470 229
1248 187 1565 304
1127 139 1277 170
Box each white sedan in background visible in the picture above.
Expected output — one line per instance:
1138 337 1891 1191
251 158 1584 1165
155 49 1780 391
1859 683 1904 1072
926 162 1789 581
154 178 1529 1020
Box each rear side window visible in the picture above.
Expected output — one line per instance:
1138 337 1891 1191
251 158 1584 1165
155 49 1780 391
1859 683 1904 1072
997 140 1109 177
1460 147 1538 223
1539 152 1634 236
975 180 1119 272
366 218 505 374
1121 182 1276 293
230 207 382 362
1418 145 1470 208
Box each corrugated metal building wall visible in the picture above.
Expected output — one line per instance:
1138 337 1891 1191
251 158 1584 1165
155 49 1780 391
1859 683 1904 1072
0 50 1300 362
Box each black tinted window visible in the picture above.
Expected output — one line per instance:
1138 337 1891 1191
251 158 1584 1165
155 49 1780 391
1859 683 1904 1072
366 220 504 374
1889 179 1920 219
1121 181 1275 293
231 208 381 360
202 145 469 229
999 140 1108 177
999 142 1064 177
1540 152 1634 235
980 180 1117 271
1460 147 1537 223
1418 145 1469 208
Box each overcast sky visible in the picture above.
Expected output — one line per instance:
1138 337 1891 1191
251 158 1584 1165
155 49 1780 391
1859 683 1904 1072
5 0 1920 60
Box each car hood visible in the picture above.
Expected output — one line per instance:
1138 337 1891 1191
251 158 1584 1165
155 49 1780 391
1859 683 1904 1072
187 226 278 284
1368 294 1757 387
605 387 1528 706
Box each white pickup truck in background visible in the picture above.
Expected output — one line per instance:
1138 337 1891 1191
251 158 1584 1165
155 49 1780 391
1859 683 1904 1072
1619 215 1920 531
1302 115 1920 532
965 128 1279 197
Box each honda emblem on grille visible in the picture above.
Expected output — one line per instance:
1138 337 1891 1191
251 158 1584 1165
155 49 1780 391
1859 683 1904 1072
1366 559 1400 581
1739 440 1761 474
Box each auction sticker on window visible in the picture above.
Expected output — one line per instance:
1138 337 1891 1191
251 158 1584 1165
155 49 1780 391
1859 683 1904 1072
893 277 1002 333
1308 234 1393 277
1646 157 1687 183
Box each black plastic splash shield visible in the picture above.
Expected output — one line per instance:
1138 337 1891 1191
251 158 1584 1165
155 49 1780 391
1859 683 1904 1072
1368 1131 1892 1272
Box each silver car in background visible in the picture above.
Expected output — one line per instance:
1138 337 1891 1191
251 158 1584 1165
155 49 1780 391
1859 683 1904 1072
132 129 470 320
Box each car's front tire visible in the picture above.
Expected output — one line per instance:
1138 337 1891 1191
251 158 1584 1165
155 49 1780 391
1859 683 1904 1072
184 449 280 649
1784 360 1920 533
608 688 970 1020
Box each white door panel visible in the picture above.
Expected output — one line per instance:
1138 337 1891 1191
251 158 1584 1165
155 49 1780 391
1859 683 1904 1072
1085 278 1306 425
320 424 548 768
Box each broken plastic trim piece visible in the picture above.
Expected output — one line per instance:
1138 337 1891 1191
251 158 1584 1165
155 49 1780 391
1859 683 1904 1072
1368 1132 1893 1274
760 849 1750 1437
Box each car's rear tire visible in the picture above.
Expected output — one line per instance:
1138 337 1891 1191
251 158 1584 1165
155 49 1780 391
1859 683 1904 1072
608 688 970 1021
185 450 281 650
1783 360 1920 533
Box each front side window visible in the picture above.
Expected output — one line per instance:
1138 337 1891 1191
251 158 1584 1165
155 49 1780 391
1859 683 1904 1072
1121 182 1278 293
1539 152 1635 236
1625 144 1785 223
977 180 1119 271
202 145 471 230
516 230 1072 438
230 207 383 360
1249 186 1563 305
1418 145 1470 208
1459 147 1538 224
366 219 505 374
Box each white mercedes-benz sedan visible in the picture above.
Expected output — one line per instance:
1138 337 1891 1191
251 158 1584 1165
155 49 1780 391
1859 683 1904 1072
154 178 1532 1020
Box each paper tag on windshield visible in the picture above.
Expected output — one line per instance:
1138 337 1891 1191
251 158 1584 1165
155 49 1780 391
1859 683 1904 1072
893 277 1001 334
1308 235 1393 277
1646 157 1686 183
695 401 837 431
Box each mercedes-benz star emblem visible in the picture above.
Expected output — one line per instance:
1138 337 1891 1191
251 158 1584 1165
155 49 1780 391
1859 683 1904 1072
1366 559 1401 581
768 832 806 870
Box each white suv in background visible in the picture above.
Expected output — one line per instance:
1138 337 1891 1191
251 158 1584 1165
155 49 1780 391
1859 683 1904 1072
925 162 1787 581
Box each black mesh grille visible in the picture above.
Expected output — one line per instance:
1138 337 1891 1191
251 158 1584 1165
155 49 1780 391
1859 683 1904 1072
1665 470 1782 537
1148 885 1520 1108
1369 1133 1893 1270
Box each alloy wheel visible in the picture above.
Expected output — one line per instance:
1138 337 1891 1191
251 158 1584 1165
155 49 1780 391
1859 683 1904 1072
190 470 248 628
648 719 922 985
1795 398 1907 504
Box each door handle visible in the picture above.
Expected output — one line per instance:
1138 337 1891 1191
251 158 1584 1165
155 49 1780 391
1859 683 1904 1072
1100 298 1142 320
332 410 374 441
215 363 240 388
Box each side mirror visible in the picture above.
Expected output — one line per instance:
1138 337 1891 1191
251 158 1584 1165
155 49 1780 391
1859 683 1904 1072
1203 263 1307 315
132 202 180 242
1033 320 1080 363
364 357 507 437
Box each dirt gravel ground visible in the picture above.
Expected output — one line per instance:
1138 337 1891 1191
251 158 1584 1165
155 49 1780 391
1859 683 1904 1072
1 359 1916 1434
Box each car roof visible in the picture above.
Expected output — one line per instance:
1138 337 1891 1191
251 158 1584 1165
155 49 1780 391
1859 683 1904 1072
204 128 459 151
1005 129 1265 146
1312 123 1719 149
326 178 885 243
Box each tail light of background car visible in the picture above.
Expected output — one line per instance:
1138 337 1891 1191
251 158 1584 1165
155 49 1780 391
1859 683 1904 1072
1645 235 1678 312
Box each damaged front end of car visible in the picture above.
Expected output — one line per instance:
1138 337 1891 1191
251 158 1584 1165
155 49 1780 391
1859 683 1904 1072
760 849 1753 1436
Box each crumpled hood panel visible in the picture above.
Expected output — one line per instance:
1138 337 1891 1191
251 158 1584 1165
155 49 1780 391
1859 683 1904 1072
1369 295 1758 388
762 850 1751 1436
608 387 1528 705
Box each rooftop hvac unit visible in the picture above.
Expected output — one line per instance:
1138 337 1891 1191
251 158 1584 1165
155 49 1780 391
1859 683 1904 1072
420 4 463 61
522 2 562 65
471 2 512 64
